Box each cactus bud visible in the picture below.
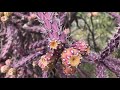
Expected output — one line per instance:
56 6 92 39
38 52 54 71
61 47 82 67
0 65 10 73
7 68 16 76
1 16 8 22
5 59 12 66
63 66 76 75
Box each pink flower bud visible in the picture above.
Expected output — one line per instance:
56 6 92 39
5 59 12 66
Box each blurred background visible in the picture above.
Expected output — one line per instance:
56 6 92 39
66 12 119 78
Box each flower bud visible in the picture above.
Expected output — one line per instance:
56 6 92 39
0 65 10 73
38 52 54 71
7 68 16 76
1 16 8 22
5 59 12 66
63 66 76 75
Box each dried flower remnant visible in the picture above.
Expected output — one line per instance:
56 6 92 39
49 40 60 50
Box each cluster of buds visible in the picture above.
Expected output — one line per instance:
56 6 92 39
61 40 90 75
71 40 90 55
2 12 117 78
61 47 82 75
0 12 13 22
0 59 17 77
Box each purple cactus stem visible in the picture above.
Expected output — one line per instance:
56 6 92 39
42 71 48 78
12 51 43 68
99 26 120 61
96 62 108 78
108 12 120 23
101 56 120 77
0 25 18 60
84 52 99 63
29 40 47 50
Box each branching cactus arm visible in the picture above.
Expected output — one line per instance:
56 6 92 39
96 62 108 78
0 25 18 60
101 57 120 77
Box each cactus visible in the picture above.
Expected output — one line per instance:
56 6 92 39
0 12 120 78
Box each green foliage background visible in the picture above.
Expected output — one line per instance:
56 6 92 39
70 12 119 78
